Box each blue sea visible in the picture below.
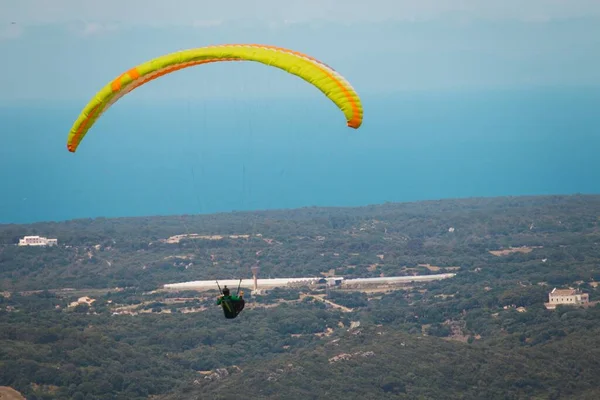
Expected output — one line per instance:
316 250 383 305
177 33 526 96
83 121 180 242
1 87 599 224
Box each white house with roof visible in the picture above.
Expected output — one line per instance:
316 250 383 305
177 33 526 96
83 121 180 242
545 287 589 310
18 236 58 247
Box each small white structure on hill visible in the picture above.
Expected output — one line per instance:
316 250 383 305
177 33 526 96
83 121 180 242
545 287 589 310
18 236 58 247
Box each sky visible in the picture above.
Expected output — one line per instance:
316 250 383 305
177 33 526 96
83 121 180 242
1 1 600 224
1 0 600 103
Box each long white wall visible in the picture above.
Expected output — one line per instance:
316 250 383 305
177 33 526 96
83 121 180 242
163 273 455 290
164 277 320 290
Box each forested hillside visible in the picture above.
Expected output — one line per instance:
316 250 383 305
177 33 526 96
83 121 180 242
1 194 600 399
2 194 600 291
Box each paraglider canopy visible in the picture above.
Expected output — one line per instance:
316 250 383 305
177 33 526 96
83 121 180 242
66 43 364 153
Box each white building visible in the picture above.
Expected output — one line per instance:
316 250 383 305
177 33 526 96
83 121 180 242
342 274 456 286
545 287 589 310
18 236 58 247
164 277 319 291
164 273 456 292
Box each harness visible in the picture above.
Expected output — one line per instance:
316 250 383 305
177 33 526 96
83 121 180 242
217 279 245 319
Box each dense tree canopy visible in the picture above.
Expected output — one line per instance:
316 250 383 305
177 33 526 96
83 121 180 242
1 195 599 399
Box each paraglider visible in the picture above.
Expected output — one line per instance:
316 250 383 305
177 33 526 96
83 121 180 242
216 285 245 319
65 44 363 320
66 43 364 153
